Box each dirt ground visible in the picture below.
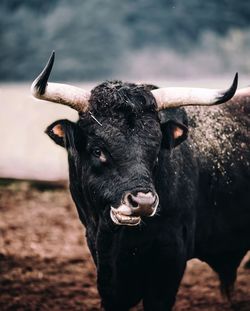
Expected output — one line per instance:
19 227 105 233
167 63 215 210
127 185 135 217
0 180 249 311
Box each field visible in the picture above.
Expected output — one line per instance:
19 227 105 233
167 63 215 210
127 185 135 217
0 180 249 311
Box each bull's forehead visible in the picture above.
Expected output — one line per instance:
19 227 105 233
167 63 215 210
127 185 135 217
85 114 162 158
90 114 161 143
79 79 161 157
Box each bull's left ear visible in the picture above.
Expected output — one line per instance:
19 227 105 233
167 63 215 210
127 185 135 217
161 120 188 149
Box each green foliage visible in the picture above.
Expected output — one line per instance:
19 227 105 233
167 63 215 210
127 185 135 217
1 0 250 81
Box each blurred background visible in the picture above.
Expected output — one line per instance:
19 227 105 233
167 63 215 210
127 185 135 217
1 0 250 81
0 2 250 310
1 0 250 180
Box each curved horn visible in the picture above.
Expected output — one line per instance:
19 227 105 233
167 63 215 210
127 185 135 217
151 73 238 111
31 51 91 112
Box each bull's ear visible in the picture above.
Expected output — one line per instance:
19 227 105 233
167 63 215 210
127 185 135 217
45 119 84 150
46 120 68 147
161 120 188 149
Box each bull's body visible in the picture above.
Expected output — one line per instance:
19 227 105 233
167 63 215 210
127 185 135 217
188 102 250 294
31 53 249 311
64 92 249 310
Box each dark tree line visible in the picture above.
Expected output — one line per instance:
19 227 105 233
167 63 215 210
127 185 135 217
1 0 250 81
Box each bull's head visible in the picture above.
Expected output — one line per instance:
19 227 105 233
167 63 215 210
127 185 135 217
31 52 238 226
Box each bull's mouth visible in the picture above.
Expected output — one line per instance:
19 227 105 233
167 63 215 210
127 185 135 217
110 191 159 226
110 207 141 226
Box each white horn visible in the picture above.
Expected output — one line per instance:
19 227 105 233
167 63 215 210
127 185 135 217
151 73 238 110
31 51 91 113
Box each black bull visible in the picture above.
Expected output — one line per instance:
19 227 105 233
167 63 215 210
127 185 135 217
32 60 250 310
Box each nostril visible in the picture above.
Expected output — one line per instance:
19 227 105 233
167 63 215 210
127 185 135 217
127 194 139 208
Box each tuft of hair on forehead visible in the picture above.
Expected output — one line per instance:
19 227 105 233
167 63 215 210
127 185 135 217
89 80 158 118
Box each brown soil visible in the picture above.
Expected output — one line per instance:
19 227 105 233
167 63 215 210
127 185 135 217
0 181 249 311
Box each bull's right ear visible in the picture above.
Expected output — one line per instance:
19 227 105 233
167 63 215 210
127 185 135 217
45 120 68 147
45 119 82 149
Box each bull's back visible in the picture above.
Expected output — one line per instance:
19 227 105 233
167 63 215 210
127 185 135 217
186 101 250 254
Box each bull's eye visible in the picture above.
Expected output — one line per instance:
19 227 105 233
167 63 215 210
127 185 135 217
92 147 102 157
91 147 107 163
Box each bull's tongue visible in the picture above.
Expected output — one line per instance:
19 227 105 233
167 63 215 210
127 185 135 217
110 207 141 226
111 205 132 215
111 203 155 218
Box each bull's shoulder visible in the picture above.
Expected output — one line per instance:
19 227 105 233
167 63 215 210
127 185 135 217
185 101 250 175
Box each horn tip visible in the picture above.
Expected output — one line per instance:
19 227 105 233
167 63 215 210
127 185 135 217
216 72 238 104
51 50 55 61
31 51 56 97
233 72 238 90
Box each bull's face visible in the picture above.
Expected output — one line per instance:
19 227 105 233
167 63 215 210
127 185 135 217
32 52 237 226
46 82 188 226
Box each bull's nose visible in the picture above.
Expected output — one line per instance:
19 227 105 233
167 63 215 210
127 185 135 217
126 192 156 207
123 191 159 216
